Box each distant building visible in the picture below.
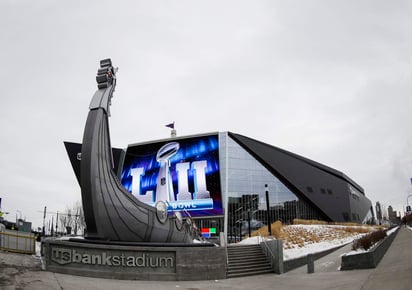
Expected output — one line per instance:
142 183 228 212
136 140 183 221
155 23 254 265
3 219 33 232
376 202 382 224
17 219 32 232
388 205 400 224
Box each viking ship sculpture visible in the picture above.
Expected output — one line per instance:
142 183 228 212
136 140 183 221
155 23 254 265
80 59 193 243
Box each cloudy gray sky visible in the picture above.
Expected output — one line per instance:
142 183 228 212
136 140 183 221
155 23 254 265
1 0 411 229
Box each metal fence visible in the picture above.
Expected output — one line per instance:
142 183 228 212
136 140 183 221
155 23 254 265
0 229 35 254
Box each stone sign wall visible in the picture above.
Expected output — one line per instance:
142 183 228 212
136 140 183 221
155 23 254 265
44 239 226 281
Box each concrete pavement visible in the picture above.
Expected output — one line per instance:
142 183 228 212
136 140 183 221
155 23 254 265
1 227 411 290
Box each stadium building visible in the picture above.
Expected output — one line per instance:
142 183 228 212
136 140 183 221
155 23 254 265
65 131 374 242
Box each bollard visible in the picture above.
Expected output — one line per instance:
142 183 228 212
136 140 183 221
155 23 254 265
219 232 226 247
307 253 314 274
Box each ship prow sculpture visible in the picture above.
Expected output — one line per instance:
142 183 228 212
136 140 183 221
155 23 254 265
80 59 193 243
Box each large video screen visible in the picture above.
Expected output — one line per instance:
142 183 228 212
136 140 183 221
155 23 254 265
121 134 222 217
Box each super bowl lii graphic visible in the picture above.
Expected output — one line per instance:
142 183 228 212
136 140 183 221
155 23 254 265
121 134 223 217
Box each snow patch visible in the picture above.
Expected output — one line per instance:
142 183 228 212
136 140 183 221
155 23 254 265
231 224 381 260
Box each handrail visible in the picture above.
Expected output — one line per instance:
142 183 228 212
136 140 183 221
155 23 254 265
259 233 276 268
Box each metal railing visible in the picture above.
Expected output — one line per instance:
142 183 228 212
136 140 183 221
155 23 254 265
0 229 35 254
259 233 275 268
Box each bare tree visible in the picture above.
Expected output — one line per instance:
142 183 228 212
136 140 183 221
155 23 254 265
59 212 67 235
56 201 85 236
72 201 85 235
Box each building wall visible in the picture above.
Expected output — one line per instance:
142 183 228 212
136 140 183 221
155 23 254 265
219 133 330 241
66 131 374 244
224 132 373 224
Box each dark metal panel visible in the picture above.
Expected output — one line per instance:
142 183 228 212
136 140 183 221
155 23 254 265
228 132 372 222
63 141 125 186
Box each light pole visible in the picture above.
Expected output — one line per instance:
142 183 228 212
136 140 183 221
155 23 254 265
265 184 272 236
42 206 47 236
56 211 59 236
247 209 251 238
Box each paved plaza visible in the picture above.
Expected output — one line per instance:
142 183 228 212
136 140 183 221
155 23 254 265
1 227 411 290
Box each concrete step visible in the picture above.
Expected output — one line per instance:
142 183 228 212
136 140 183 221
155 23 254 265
227 268 273 278
227 248 263 254
229 258 268 264
228 252 266 259
228 262 272 271
226 244 272 278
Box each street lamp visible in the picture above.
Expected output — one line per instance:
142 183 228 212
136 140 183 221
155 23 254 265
247 195 259 238
265 184 272 236
42 206 47 236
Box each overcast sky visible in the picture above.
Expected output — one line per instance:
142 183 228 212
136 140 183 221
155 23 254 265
1 1 411 229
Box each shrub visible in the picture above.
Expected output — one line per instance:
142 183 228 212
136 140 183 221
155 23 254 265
272 220 282 238
293 219 328 225
343 226 371 234
251 220 283 238
352 229 387 251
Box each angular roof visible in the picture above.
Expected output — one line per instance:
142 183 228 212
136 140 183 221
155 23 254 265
228 132 369 222
228 132 364 193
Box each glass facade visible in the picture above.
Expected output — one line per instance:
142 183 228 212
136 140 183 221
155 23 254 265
362 207 375 224
189 132 369 243
219 132 324 243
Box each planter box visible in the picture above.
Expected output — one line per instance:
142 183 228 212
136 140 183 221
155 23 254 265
340 227 399 270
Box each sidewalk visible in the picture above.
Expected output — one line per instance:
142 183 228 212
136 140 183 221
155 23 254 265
355 226 412 289
1 227 411 290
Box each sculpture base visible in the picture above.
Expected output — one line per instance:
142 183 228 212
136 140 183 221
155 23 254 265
43 238 226 281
